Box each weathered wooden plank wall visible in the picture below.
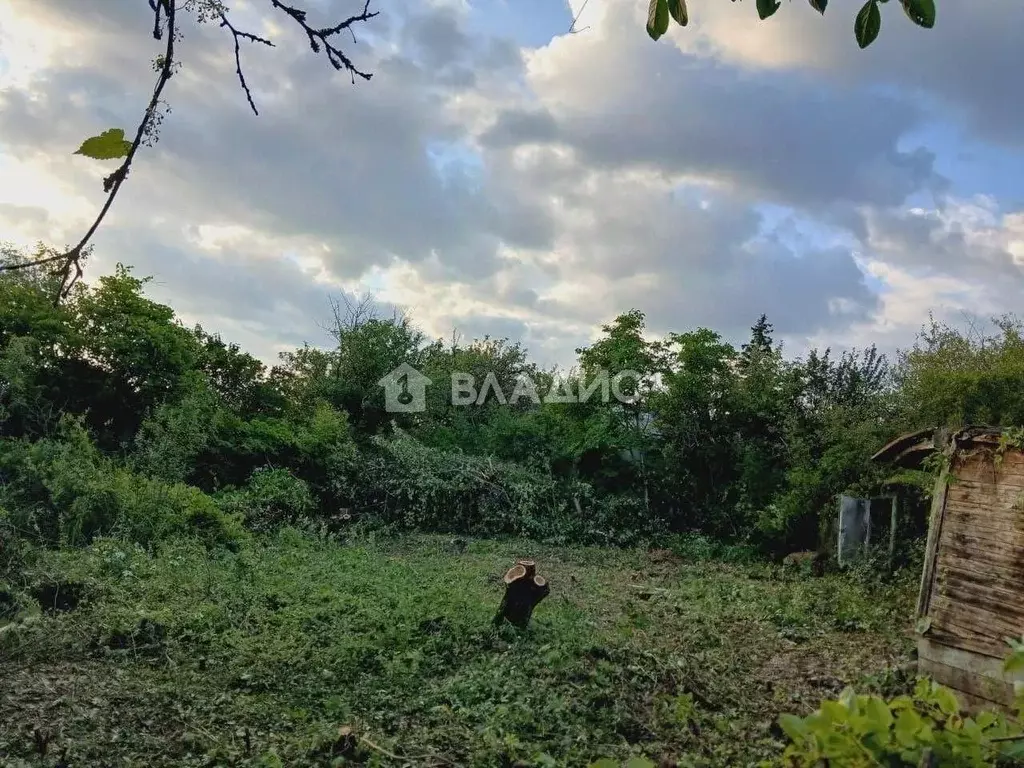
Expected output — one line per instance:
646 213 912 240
918 638 1019 711
919 446 1024 709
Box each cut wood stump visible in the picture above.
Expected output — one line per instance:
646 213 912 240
493 560 549 629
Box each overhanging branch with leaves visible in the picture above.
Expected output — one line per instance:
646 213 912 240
0 0 378 301
645 0 936 49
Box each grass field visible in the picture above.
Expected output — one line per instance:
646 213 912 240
0 532 917 767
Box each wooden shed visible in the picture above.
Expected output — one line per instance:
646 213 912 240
872 426 1024 712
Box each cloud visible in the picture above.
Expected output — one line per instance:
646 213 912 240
808 195 1024 358
493 1 940 210
861 195 1024 294
668 0 1024 147
0 0 1021 372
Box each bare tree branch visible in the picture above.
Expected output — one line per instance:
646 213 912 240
0 250 70 273
322 292 378 343
269 0 378 84
568 0 592 34
0 0 178 303
0 0 379 298
216 0 378 113
219 12 274 115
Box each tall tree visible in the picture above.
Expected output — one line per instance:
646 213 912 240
576 310 669 512
654 328 741 533
731 315 792 527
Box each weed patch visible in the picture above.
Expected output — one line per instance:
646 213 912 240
0 533 916 766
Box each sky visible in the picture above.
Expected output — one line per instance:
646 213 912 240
1 0 1023 369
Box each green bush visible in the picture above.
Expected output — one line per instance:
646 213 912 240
0 505 30 585
216 466 316 534
663 532 760 563
130 375 220 484
347 428 572 538
578 493 665 546
778 676 1024 767
347 428 672 545
0 418 245 549
62 464 245 550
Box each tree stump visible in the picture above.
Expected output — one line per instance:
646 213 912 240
492 560 549 629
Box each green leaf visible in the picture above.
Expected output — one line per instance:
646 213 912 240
838 686 858 709
820 700 849 724
915 616 932 635
1004 639 1024 673
809 0 827 13
625 758 656 768
74 128 132 161
778 713 810 742
668 0 688 26
918 722 935 744
646 0 670 40
933 685 960 716
900 0 935 28
865 696 894 731
976 711 998 729
756 0 782 20
588 761 619 768
1000 738 1024 761
854 0 882 49
894 709 923 747
889 695 915 710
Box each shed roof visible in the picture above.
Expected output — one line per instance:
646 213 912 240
871 427 938 468
871 425 1005 469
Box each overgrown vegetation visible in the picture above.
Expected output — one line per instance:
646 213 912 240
779 675 1024 766
4 245 1024 765
1 249 927 556
1 532 919 766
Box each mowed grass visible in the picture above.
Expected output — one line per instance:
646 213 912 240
0 532 916 767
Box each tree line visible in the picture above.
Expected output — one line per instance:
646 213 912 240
2 243 1020 557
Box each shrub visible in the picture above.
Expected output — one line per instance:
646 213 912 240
778 676 1024 767
0 417 245 549
130 376 220 484
0 505 31 585
216 466 316 534
61 465 245 549
349 428 570 538
663 532 760 564
576 493 664 547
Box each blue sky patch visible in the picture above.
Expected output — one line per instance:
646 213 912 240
426 140 486 189
463 0 573 49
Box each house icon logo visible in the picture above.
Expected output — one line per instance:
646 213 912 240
378 363 432 413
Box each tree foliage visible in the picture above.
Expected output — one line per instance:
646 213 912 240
644 0 936 48
3 242 1014 558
